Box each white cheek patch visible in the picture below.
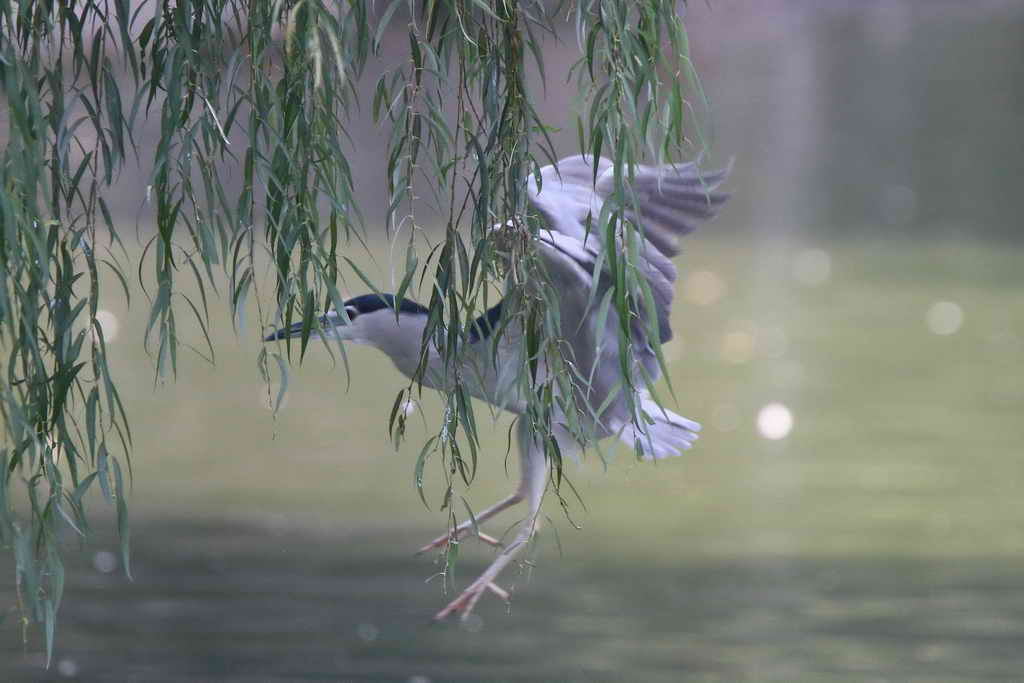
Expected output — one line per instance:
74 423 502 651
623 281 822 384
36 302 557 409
320 325 361 342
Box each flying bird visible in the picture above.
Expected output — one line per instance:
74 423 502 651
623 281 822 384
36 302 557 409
264 155 729 620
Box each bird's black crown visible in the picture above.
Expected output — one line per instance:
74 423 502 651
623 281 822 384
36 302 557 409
344 293 428 318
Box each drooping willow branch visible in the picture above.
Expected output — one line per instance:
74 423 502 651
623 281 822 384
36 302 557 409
0 0 705 657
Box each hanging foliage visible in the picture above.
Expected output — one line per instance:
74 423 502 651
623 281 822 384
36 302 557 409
0 0 705 657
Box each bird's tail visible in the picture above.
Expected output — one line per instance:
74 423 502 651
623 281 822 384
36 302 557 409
619 394 701 460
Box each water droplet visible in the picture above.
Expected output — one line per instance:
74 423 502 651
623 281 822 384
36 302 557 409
792 248 831 287
926 301 963 336
757 403 793 440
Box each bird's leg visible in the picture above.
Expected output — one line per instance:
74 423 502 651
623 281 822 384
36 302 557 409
416 491 524 554
433 433 547 621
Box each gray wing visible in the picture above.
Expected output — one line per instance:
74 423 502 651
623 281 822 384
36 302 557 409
527 154 729 349
523 155 728 432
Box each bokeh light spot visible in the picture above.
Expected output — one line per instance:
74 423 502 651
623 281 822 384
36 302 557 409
684 269 727 306
92 550 118 574
926 301 963 336
721 329 755 364
757 402 793 440
91 309 120 343
57 658 79 678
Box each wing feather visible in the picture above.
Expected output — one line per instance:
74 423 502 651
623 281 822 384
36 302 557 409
527 155 729 344
522 154 728 436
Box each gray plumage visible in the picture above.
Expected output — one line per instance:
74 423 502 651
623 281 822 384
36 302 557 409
264 154 729 620
524 155 729 454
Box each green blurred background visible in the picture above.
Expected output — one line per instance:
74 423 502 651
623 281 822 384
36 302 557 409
3 2 1024 681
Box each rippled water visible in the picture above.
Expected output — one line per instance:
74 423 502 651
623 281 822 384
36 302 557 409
2 236 1022 681
4 522 1024 682
4 2 1024 679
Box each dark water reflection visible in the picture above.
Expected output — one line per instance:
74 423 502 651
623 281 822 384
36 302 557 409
3 522 1023 682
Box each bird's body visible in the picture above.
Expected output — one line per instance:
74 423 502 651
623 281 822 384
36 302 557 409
265 155 728 619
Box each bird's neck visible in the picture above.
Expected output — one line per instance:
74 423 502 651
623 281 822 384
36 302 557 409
366 312 494 396
360 312 431 380
364 304 509 395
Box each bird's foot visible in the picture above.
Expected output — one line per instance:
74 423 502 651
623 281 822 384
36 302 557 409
434 580 509 621
417 528 502 555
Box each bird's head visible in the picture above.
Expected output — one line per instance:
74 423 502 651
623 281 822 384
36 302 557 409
263 293 429 346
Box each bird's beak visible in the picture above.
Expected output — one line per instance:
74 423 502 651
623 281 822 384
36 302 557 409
263 321 302 342
262 313 339 342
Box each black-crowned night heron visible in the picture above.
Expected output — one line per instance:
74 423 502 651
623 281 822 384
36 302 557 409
265 155 729 620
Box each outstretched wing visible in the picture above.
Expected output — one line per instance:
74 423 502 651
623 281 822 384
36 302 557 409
521 154 728 439
527 155 728 367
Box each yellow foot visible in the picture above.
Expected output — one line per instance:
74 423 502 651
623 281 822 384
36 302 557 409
434 581 509 621
417 529 501 555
